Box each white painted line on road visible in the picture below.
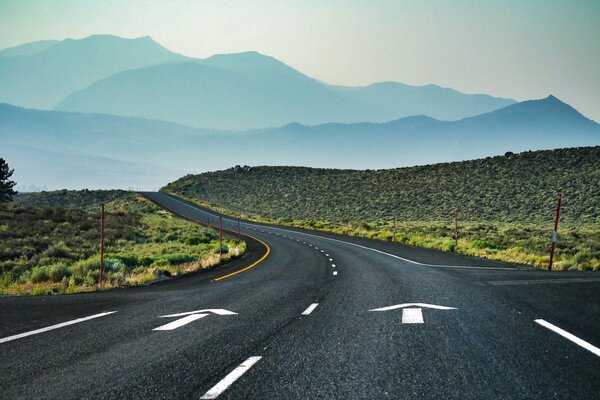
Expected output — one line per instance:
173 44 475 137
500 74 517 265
325 254 329 257
153 313 208 331
333 271 338 276
535 319 600 357
0 311 117 344
302 303 319 315
370 303 457 312
331 264 336 268
160 309 237 318
402 308 424 324
315 247 319 249
200 356 262 399
320 250 324 253
489 278 600 286
329 258 333 261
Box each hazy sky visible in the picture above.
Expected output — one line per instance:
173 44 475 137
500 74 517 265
1 0 599 121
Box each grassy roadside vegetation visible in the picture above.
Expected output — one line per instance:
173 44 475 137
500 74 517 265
1 191 245 295
162 147 600 271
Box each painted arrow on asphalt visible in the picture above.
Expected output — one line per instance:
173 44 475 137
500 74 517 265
369 303 457 324
153 309 237 331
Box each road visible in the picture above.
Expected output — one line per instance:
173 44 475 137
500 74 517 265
1 192 599 399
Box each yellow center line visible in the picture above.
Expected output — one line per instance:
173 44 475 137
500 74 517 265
140 194 272 283
211 235 271 282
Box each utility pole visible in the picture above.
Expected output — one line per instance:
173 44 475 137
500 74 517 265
549 194 562 271
219 216 223 257
453 208 459 250
100 204 104 289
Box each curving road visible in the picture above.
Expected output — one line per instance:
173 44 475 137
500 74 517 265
1 192 599 399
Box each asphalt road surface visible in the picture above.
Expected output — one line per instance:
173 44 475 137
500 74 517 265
1 192 599 399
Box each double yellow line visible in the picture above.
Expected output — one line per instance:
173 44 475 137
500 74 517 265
211 235 271 282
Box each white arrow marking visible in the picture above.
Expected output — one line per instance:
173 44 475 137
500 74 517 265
153 309 237 331
153 314 208 331
402 308 424 324
369 303 457 312
159 309 237 318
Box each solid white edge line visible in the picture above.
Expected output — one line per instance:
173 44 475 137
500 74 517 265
535 319 600 357
302 303 319 315
164 195 515 270
0 311 117 344
200 356 262 399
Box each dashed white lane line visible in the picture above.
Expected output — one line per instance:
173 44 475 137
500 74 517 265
329 258 333 261
0 311 117 344
535 319 600 357
301 303 319 315
325 254 329 256
331 264 336 268
200 356 262 399
333 271 338 276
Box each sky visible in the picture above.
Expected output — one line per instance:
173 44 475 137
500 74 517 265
1 0 599 121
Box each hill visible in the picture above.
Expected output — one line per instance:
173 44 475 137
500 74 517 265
54 51 514 129
0 34 188 109
163 147 600 270
163 147 600 225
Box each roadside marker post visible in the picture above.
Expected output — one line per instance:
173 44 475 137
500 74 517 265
392 217 396 243
208 216 211 228
100 204 104 289
237 219 241 241
453 208 459 250
549 194 562 271
219 216 223 257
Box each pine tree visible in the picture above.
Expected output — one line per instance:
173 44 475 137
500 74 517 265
0 158 17 202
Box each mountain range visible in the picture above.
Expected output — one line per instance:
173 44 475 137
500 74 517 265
0 34 598 190
1 35 514 129
2 95 598 190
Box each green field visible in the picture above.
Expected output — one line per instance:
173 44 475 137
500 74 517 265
163 147 600 270
1 191 245 294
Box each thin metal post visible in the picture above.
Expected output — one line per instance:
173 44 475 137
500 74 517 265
219 216 223 257
100 204 104 289
454 208 459 250
549 195 562 270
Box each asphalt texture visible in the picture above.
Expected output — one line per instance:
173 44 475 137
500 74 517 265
1 191 598 399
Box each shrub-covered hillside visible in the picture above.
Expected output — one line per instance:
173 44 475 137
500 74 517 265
1 191 245 294
163 147 600 224
163 147 600 270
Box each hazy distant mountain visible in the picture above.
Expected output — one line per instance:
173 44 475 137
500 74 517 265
2 96 598 190
2 143 183 191
55 50 515 129
0 40 59 58
0 34 188 109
